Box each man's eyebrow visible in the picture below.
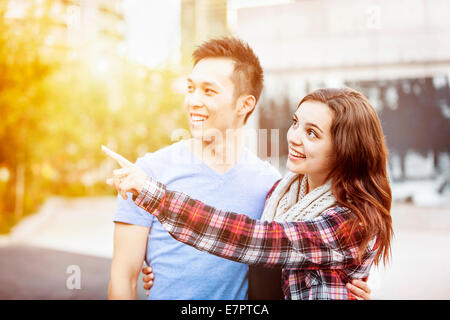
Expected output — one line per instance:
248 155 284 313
186 78 220 88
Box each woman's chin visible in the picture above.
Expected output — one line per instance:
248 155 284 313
286 160 305 175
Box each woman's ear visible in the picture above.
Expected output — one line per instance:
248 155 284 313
237 95 256 119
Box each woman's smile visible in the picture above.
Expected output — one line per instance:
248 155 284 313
288 147 306 160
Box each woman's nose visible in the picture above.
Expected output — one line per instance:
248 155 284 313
287 127 303 146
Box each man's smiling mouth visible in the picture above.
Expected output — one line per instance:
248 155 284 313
190 113 208 122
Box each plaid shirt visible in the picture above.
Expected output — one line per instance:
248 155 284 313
135 177 377 300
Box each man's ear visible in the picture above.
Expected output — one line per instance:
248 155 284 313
237 95 256 119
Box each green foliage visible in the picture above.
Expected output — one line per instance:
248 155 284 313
0 2 187 233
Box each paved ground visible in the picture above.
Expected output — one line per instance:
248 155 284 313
0 245 110 299
369 229 450 299
0 196 148 300
368 203 450 299
1 196 117 258
0 244 149 300
0 196 449 300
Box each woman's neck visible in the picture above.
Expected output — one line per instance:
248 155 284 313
306 175 328 194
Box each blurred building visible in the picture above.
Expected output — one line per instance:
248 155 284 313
74 0 126 57
180 0 228 65
234 0 450 179
236 0 450 96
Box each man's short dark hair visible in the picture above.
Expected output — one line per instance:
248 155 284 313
192 37 264 123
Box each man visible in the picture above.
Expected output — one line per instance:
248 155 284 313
108 37 371 300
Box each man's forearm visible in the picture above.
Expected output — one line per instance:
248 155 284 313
108 276 138 300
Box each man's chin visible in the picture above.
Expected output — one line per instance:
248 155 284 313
190 127 215 142
192 136 214 143
190 128 203 139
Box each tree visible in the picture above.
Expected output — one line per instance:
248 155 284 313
0 1 186 233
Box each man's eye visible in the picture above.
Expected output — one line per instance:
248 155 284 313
292 119 298 127
187 86 194 92
205 88 215 95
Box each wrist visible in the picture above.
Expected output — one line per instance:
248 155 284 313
137 175 148 195
134 176 166 216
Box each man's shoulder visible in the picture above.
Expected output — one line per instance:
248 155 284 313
135 140 185 169
113 143 187 228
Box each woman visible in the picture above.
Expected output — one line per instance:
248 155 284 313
107 87 393 299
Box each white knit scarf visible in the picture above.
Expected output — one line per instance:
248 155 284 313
261 172 337 222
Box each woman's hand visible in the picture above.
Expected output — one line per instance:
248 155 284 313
346 279 371 300
102 145 147 200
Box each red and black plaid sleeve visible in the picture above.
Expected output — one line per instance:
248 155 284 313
134 177 365 270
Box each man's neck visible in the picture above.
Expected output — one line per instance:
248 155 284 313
188 130 244 174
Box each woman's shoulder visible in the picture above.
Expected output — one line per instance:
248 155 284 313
323 204 351 214
320 205 355 222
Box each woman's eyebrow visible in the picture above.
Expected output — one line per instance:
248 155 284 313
305 122 323 134
295 112 323 133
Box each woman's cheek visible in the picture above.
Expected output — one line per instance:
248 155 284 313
286 126 294 142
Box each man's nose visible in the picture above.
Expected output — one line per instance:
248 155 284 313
187 90 204 109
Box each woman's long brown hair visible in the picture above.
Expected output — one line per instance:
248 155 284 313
299 88 393 266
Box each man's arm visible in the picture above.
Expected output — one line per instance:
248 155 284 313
108 222 149 300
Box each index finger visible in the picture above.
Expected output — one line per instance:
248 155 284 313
101 145 133 168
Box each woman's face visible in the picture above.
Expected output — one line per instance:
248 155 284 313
286 100 335 185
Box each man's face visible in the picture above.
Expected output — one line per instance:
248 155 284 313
184 57 241 141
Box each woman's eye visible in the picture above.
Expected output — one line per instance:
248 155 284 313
205 88 215 95
292 119 298 127
187 86 194 92
307 129 317 138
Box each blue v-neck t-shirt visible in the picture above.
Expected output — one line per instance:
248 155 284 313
114 139 281 300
